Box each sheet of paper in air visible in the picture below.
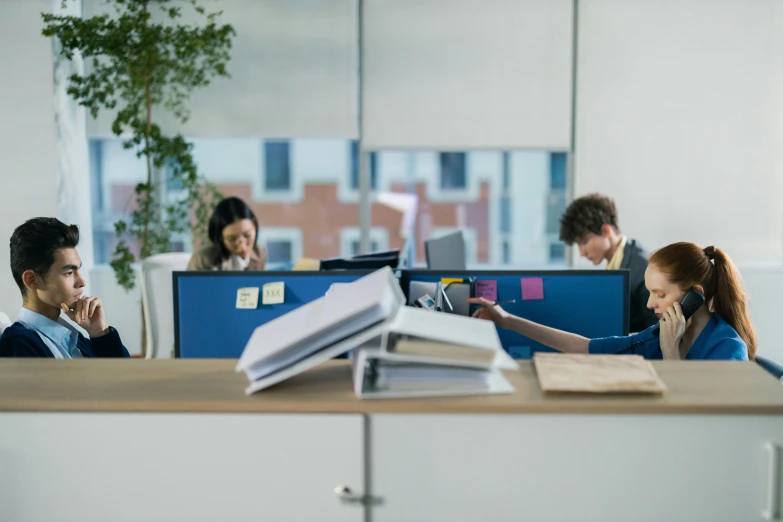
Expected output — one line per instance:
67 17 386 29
474 280 498 301
521 277 544 300
262 282 285 305
533 353 667 394
236 287 260 309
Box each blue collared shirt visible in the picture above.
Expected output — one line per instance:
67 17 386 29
589 313 748 360
17 308 83 359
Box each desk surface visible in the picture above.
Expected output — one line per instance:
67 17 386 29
0 359 781 415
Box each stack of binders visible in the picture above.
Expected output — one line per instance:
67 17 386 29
236 266 517 398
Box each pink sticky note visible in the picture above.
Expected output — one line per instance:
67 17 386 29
521 277 544 300
474 280 498 301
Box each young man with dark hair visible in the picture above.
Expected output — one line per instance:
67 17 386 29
559 193 658 333
0 218 129 358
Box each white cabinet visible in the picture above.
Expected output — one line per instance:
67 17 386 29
371 414 783 522
0 413 364 522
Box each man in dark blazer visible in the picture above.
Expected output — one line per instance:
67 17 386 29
0 218 129 358
559 194 658 333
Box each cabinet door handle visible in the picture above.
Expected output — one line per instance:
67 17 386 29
334 485 383 506
764 443 782 521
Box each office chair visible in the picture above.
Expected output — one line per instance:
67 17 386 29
755 355 783 384
140 253 191 359
0 312 11 337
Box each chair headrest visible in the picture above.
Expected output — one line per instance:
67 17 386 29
0 312 12 337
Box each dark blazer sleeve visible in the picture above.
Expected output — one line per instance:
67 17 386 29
625 241 659 333
80 327 130 358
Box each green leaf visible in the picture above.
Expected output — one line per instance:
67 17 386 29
42 0 234 289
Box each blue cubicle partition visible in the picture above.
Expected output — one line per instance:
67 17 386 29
398 270 630 359
173 270 372 358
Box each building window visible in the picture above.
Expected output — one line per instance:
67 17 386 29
550 152 567 190
549 243 565 263
267 240 293 264
89 140 104 213
264 141 291 191
500 196 512 234
351 240 379 256
546 152 568 235
165 158 184 192
439 152 467 189
502 152 511 190
350 141 378 190
502 240 511 264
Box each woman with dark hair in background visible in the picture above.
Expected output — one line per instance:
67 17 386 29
188 197 266 271
470 242 756 361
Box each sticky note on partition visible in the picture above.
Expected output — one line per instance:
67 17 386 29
474 280 498 301
441 278 464 285
236 287 260 309
262 282 285 305
521 277 544 300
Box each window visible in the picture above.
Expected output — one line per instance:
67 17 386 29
264 141 291 191
550 152 567 189
267 240 293 265
165 158 184 192
439 152 467 189
372 150 568 268
90 138 567 270
351 240 379 256
89 140 104 213
549 243 565 263
546 152 568 235
500 196 512 234
349 141 378 190
502 152 511 190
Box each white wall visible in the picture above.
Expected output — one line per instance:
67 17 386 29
85 0 359 139
90 266 142 356
739 266 783 363
575 0 783 265
0 0 58 320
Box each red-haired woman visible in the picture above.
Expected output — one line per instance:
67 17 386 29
470 243 755 361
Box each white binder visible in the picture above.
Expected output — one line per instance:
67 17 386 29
351 309 517 399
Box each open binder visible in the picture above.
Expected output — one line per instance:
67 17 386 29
236 266 517 397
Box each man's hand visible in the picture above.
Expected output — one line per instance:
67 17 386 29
61 296 110 338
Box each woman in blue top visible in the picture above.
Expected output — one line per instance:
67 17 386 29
469 243 756 361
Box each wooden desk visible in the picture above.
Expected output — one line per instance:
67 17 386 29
1 359 781 414
1 360 781 522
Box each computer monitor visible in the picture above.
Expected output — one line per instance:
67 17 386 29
320 250 400 271
425 231 466 270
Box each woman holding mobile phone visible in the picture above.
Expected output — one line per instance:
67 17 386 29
469 242 755 361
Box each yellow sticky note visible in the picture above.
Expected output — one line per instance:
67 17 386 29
440 278 464 285
262 282 285 305
236 287 260 309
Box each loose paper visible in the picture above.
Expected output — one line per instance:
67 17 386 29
533 353 667 394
